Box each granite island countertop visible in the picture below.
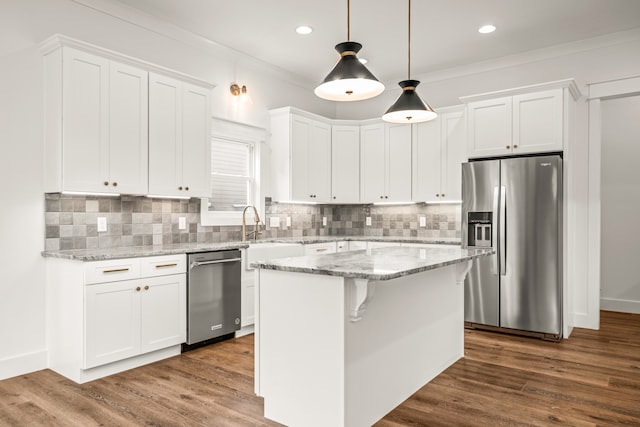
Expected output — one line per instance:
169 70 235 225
41 236 461 261
251 246 493 281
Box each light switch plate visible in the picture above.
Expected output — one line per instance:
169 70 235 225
366 216 372 226
179 217 186 230
97 217 107 233
419 216 426 227
286 216 291 227
322 216 327 227
270 217 280 227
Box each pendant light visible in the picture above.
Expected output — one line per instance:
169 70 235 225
382 0 437 123
314 0 384 101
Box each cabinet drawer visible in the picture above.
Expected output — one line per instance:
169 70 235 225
85 259 141 284
140 254 186 278
304 242 337 255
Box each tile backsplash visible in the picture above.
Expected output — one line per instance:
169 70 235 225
44 194 461 251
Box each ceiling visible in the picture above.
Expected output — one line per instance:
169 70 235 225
111 0 640 85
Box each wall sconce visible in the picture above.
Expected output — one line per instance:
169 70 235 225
230 83 247 96
230 83 252 105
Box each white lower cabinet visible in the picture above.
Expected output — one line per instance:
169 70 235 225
304 242 337 255
47 254 186 383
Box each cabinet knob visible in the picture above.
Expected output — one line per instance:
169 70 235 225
442 193 445 197
380 196 384 199
112 182 117 187
144 285 149 291
513 145 518 149
104 181 109 186
135 286 141 292
385 196 388 199
333 196 336 200
436 194 440 197
506 145 511 149
185 186 189 191
178 186 183 191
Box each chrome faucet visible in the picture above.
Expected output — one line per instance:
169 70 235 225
241 205 262 241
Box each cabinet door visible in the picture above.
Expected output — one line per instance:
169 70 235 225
290 115 312 201
513 89 563 154
467 97 512 158
412 119 441 202
149 73 183 196
441 110 466 201
331 125 360 203
62 48 109 192
85 279 141 369
360 123 386 203
386 124 412 201
181 83 211 198
109 62 148 194
307 120 332 202
140 274 186 354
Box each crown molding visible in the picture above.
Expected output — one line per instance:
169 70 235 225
399 27 640 88
459 79 582 103
70 0 317 90
39 34 215 89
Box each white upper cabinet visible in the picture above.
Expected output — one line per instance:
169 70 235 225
463 80 580 159
413 107 467 202
360 122 412 203
331 125 360 203
41 35 214 197
149 73 211 198
270 108 332 203
360 123 386 203
45 47 148 194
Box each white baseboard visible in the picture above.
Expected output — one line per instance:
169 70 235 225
573 311 600 330
236 325 254 338
600 297 640 314
0 350 47 381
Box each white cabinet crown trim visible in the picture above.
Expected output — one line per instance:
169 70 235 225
39 34 215 90
459 78 582 104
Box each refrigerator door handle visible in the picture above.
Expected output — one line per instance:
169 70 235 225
492 186 499 275
499 185 507 276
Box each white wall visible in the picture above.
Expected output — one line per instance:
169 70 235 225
601 94 640 313
0 0 333 380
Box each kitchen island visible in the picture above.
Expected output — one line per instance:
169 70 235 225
252 246 492 427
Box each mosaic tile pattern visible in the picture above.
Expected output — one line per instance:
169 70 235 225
44 194 461 250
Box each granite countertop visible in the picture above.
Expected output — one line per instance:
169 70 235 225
41 236 461 261
251 246 493 281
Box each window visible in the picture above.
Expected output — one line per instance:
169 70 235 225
200 119 265 226
209 138 254 212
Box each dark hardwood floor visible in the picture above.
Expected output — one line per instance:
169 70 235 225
1 311 639 426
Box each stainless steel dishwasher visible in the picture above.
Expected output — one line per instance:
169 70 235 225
186 250 241 346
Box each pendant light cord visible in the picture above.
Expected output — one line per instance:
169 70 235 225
347 0 351 40
408 0 411 80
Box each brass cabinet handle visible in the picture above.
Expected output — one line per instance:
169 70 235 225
316 248 329 252
155 263 178 269
144 285 149 291
103 268 129 273
135 286 141 292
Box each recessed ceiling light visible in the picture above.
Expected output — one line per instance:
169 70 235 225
478 24 496 34
359 58 368 64
296 25 313 35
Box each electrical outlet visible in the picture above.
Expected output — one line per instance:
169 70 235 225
286 216 291 227
270 217 280 227
179 217 186 230
97 217 107 233
366 216 372 226
322 216 327 227
419 216 426 227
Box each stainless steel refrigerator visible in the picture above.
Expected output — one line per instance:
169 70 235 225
462 155 562 340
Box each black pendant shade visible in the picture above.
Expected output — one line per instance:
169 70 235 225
315 41 385 101
382 80 437 123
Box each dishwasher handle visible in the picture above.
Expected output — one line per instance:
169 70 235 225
190 257 242 270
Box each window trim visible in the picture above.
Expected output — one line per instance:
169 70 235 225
200 118 266 227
